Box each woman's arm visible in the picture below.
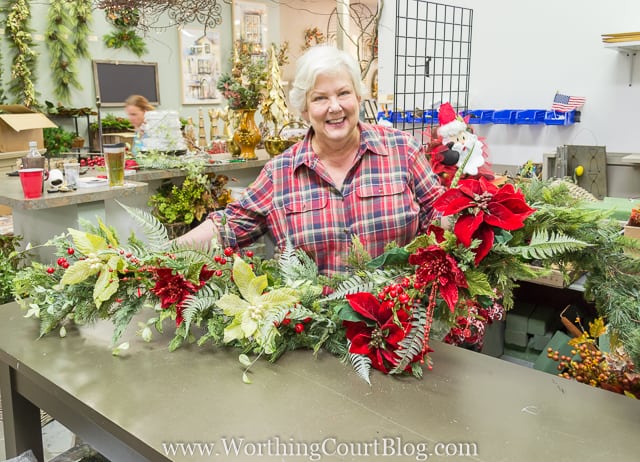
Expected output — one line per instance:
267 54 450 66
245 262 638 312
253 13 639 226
175 217 221 249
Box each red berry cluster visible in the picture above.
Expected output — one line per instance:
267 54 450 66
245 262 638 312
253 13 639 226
273 311 312 334
47 247 78 273
376 278 413 310
79 156 106 168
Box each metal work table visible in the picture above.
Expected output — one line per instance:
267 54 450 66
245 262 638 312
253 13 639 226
1 301 638 462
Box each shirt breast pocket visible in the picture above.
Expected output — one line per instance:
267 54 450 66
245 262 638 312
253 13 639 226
355 180 419 237
282 192 329 249
284 194 328 214
357 181 406 199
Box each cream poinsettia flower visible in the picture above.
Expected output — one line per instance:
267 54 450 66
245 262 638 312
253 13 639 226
217 256 298 345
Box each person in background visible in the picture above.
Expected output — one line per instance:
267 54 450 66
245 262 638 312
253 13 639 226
177 45 444 275
124 94 154 155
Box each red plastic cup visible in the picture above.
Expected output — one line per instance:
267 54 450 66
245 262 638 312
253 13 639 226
19 168 44 199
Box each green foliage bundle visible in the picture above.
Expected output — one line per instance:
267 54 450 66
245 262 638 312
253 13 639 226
72 0 93 59
44 127 76 156
89 113 133 132
148 174 216 225
0 234 25 304
46 0 82 103
518 179 640 366
103 8 147 57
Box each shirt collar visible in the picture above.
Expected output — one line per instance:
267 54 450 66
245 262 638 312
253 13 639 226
292 122 388 172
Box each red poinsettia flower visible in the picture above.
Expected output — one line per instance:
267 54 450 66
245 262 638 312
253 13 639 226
150 268 199 326
408 245 468 312
433 176 535 264
343 292 412 373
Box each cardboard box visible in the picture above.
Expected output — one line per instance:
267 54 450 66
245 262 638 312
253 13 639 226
624 224 640 239
0 104 57 153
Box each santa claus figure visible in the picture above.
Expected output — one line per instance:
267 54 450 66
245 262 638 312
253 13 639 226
436 102 486 176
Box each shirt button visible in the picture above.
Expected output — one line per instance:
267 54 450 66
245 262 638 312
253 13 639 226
378 187 383 193
343 228 349 234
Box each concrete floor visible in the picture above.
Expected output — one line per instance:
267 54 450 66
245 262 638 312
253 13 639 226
0 419 76 462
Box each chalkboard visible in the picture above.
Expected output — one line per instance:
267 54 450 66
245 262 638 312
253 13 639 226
92 60 160 107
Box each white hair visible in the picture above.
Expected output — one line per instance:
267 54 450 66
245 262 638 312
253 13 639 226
289 45 365 114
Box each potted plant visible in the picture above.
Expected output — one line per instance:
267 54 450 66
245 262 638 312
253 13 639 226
0 234 25 304
89 113 133 149
43 127 76 156
148 173 232 239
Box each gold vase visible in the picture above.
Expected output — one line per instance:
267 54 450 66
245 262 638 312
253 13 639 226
233 109 261 160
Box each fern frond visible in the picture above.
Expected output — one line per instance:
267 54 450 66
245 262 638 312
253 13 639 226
182 290 223 335
278 238 319 284
117 202 170 251
390 304 427 374
322 269 397 302
496 229 590 260
347 341 372 386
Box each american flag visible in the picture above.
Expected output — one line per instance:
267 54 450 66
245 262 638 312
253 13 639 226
551 93 586 112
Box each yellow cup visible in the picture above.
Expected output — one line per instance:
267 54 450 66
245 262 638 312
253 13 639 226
103 147 125 187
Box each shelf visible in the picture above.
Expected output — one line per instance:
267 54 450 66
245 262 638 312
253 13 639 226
603 40 640 52
621 153 640 164
604 41 639 86
379 109 577 126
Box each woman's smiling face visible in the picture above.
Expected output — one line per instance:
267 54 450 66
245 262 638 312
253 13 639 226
302 69 361 148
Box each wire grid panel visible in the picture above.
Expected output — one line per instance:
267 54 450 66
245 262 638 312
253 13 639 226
393 1 473 143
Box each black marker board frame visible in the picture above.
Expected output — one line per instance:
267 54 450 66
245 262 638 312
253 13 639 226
92 60 160 107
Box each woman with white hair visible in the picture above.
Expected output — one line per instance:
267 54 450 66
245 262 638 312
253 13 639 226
178 45 444 275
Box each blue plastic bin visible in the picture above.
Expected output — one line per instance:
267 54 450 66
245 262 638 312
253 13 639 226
492 110 517 124
544 110 576 126
463 110 495 124
515 110 546 125
390 111 406 123
377 111 392 122
405 110 421 123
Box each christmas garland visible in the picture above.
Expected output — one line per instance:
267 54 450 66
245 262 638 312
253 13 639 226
46 0 81 103
13 175 605 385
4 0 38 107
72 0 93 60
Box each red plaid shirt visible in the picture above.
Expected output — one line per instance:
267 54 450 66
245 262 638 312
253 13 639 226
211 123 444 275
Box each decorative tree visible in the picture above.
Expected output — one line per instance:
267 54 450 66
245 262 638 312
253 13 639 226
260 44 293 135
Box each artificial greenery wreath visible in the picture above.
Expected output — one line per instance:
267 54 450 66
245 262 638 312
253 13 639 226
103 8 147 57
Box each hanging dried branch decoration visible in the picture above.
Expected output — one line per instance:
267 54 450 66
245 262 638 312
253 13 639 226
95 0 225 31
46 0 82 103
5 0 38 107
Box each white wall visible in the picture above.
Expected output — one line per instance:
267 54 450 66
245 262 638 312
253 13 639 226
379 0 640 165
